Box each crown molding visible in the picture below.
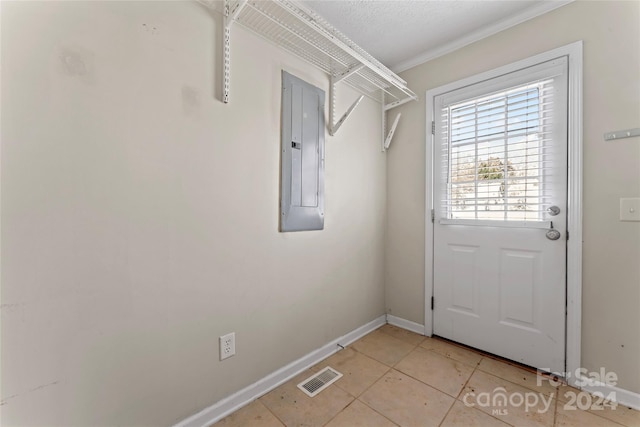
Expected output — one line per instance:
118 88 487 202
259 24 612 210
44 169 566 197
392 1 573 73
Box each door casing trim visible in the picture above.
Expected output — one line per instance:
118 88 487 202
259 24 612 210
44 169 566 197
424 41 583 387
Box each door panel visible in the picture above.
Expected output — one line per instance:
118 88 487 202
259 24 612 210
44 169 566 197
499 248 538 327
449 245 479 314
434 225 566 371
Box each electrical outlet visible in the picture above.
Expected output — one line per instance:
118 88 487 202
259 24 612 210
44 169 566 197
219 332 235 360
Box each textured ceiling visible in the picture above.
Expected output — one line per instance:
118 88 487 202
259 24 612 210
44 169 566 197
302 1 570 72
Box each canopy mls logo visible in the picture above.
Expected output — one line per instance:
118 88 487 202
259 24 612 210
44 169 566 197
461 367 620 416
462 387 554 416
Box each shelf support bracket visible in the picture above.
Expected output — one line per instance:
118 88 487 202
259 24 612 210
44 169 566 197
228 0 248 23
384 113 401 150
330 95 364 136
222 0 248 103
329 74 364 136
334 64 365 84
385 95 416 111
381 93 418 151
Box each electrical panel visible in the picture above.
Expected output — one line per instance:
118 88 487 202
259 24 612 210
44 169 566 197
280 71 325 232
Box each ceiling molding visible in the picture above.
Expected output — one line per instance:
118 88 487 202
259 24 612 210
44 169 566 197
392 0 573 74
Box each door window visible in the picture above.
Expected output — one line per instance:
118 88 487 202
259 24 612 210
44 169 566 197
436 58 567 224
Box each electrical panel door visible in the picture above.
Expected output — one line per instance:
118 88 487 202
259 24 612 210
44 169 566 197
280 71 325 232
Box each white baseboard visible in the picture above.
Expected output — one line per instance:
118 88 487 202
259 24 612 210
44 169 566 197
386 314 426 335
576 375 640 411
174 315 386 427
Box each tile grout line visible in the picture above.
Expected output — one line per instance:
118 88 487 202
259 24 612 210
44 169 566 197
355 397 402 427
343 362 402 427
393 347 476 400
580 406 631 427
351 328 423 369
420 346 484 370
364 331 491 426
330 350 393 401
436 391 459 427
430 335 566 382
256 326 393 427
356 365 458 427
318 398 356 427
329 338 398 427
438 356 483 427
255 398 287 427
553 389 559 426
326 329 406 426
453 357 517 427
347 329 457 427
377 325 427 347
473 367 559 397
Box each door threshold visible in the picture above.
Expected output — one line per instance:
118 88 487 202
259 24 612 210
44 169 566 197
431 335 566 384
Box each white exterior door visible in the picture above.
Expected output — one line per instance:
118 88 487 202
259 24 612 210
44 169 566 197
432 57 568 373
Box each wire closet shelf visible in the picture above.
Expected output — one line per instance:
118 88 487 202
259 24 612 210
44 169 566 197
223 0 418 107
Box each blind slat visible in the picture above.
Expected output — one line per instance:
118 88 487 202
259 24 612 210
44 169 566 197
440 77 560 221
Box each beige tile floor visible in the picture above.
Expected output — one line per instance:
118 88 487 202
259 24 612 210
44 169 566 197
214 324 640 427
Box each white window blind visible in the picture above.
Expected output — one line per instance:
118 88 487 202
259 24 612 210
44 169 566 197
437 58 568 223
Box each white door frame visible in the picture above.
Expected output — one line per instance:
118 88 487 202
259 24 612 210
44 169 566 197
424 41 583 387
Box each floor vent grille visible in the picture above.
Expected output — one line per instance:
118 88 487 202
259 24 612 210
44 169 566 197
297 367 343 398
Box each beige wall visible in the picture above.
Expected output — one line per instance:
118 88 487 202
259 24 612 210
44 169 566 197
0 2 386 425
386 0 640 393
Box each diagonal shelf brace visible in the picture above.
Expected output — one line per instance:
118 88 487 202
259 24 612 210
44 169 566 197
384 113 401 150
329 74 364 136
381 93 418 151
330 95 364 136
385 95 417 111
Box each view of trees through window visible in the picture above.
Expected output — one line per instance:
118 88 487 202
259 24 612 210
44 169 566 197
446 83 551 221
